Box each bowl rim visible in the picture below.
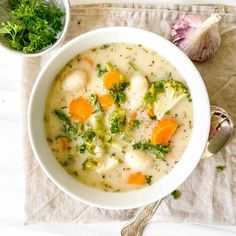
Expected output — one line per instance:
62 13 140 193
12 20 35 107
28 26 210 209
0 0 70 57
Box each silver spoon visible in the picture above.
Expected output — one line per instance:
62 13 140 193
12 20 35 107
121 105 234 236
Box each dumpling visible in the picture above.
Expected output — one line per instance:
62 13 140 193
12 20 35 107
127 73 148 110
62 69 87 92
124 149 154 171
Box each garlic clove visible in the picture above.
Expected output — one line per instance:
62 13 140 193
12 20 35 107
171 14 221 62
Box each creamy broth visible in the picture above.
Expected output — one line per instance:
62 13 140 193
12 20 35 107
44 43 193 192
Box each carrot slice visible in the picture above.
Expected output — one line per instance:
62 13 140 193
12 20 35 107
152 118 178 145
128 173 146 185
103 71 121 89
69 97 93 122
147 106 154 117
98 94 114 109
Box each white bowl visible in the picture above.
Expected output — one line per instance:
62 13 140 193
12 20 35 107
28 27 210 209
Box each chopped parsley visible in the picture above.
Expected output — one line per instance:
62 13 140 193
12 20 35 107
82 129 96 143
77 144 86 153
110 108 126 134
171 190 181 199
132 142 142 150
145 175 153 185
187 94 192 102
90 94 103 113
216 166 225 172
142 140 171 160
164 110 171 115
132 120 141 128
96 64 108 77
132 140 171 160
54 109 83 140
150 115 157 120
108 81 130 105
77 129 97 155
110 118 125 134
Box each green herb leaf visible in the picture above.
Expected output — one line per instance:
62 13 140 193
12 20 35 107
109 90 126 104
132 140 171 160
108 81 130 105
142 140 171 160
54 109 83 140
171 190 181 199
90 94 103 113
96 64 108 77
118 81 130 91
150 115 157 120
82 129 96 143
105 62 115 71
145 175 153 185
0 0 65 53
132 120 141 128
187 94 192 102
132 142 142 150
110 119 125 134
164 110 171 115
78 144 86 153
216 166 225 172
110 108 126 134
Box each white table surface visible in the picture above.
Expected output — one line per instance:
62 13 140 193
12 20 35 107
0 0 236 235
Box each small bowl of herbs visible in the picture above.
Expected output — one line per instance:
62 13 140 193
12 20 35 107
0 0 70 56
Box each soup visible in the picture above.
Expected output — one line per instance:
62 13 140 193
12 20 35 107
44 43 193 192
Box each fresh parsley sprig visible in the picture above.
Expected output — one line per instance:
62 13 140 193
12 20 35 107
132 140 171 160
96 64 108 77
0 0 65 53
108 81 130 105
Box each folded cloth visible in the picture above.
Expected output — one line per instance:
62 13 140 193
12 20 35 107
22 3 236 224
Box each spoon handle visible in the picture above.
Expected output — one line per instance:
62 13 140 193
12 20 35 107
121 199 163 236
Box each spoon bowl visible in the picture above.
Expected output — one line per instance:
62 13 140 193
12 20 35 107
204 105 234 158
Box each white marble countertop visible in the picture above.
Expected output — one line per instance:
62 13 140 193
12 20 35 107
0 0 235 235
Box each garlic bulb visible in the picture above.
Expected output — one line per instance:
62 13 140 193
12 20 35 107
171 14 221 62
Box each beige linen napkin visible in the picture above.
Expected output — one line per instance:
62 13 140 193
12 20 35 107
22 3 236 225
